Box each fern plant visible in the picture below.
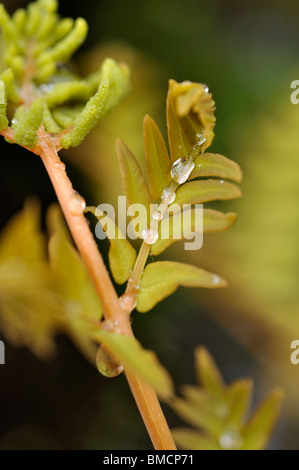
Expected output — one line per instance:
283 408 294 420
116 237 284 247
0 0 283 450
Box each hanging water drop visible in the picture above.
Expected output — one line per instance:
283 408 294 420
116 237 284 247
96 345 124 378
202 83 209 93
219 429 243 450
212 274 221 285
54 161 66 171
69 191 86 215
196 132 207 147
161 187 176 205
141 228 159 245
171 157 195 184
152 210 163 221
39 83 55 94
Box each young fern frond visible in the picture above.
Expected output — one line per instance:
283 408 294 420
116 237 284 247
0 0 130 148
0 0 283 451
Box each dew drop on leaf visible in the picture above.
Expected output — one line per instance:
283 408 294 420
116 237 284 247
219 429 243 450
171 157 195 184
96 345 124 378
161 187 176 205
69 191 86 215
141 228 159 245
152 210 163 221
212 274 221 285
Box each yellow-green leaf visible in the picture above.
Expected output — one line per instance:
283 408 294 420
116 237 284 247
91 329 174 399
137 261 227 312
86 206 137 284
151 209 237 256
169 180 242 214
0 200 62 358
190 153 243 183
227 379 253 428
172 428 221 450
167 79 216 161
116 138 152 234
171 397 224 435
143 114 172 200
195 347 224 396
241 389 284 450
48 205 102 362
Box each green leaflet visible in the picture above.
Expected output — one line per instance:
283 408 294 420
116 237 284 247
169 179 242 214
45 81 91 108
116 138 152 235
151 209 237 256
0 83 8 132
0 69 18 103
227 379 253 428
143 114 172 200
189 153 243 183
37 17 88 69
195 347 224 396
61 59 130 148
241 389 284 450
42 103 62 133
48 205 102 362
91 329 174 399
85 206 137 285
52 105 84 129
167 79 216 161
14 98 44 147
137 261 227 312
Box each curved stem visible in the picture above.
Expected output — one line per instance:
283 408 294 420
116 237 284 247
35 133 176 450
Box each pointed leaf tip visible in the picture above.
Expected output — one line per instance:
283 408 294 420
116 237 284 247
137 262 227 312
143 114 172 200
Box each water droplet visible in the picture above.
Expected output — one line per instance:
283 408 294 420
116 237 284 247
141 228 159 245
69 191 86 215
219 429 243 450
96 345 124 378
212 274 221 285
153 210 163 221
39 83 55 94
196 132 207 147
11 118 17 126
202 83 209 93
161 187 176 205
119 294 137 312
219 179 225 184
171 157 195 184
102 319 122 333
54 161 66 171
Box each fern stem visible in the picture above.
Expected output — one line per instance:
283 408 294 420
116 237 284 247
32 131 176 450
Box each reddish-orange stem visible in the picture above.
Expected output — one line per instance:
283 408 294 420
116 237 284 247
35 134 176 450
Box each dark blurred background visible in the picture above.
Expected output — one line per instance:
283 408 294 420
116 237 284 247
0 0 299 449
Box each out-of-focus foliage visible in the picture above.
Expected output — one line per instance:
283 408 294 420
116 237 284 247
194 97 299 406
171 348 284 450
113 79 241 313
0 201 176 400
0 199 62 357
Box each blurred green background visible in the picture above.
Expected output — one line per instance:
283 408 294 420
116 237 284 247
0 0 298 449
